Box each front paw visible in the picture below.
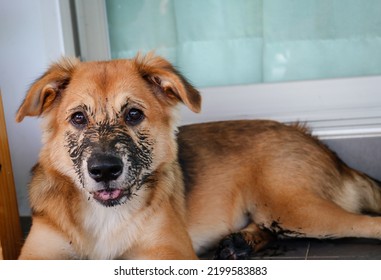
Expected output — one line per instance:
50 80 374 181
214 233 253 260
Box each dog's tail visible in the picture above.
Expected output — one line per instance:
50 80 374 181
333 168 381 215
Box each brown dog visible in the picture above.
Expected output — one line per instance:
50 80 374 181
16 54 200 259
179 120 381 259
17 54 381 259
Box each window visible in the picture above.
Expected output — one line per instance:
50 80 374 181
105 0 381 88
70 0 381 138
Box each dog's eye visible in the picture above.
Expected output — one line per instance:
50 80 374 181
125 108 144 126
70 112 88 127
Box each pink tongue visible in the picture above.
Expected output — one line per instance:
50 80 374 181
95 189 122 201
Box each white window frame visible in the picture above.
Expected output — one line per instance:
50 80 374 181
62 0 381 140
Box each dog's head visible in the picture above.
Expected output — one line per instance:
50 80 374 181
16 54 201 207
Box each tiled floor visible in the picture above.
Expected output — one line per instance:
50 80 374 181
252 238 381 260
201 238 381 260
20 217 381 259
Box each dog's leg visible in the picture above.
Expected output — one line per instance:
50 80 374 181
123 204 198 260
127 243 198 260
254 190 381 241
214 223 274 260
214 196 381 260
18 217 77 259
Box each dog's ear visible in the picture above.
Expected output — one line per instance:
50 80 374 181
134 53 201 113
16 57 79 122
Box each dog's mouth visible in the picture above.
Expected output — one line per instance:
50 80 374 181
92 188 128 207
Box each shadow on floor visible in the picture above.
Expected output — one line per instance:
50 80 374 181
201 238 381 260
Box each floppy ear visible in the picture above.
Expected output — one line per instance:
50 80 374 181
16 57 79 122
134 53 201 113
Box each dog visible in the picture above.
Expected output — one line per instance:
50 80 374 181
179 121 381 259
16 54 381 259
16 53 201 259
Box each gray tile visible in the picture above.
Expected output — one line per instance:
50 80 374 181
251 239 310 260
20 216 32 239
200 239 310 260
306 238 381 260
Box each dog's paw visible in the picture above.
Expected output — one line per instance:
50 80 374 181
213 233 253 260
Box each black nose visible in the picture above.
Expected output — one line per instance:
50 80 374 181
87 154 123 182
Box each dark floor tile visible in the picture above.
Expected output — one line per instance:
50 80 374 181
306 238 381 260
251 239 310 260
19 216 32 239
200 239 310 260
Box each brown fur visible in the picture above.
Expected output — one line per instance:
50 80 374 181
178 120 381 258
17 54 381 259
16 54 199 259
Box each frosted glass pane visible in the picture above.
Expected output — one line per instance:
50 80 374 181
106 0 177 59
177 38 263 87
106 0 381 87
264 0 381 41
263 0 381 82
264 38 381 82
173 0 262 42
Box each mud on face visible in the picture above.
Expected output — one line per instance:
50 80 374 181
15 56 201 208
64 107 156 207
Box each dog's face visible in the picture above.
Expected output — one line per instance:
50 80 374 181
16 54 201 207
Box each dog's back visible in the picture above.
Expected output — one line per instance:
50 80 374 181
178 120 381 258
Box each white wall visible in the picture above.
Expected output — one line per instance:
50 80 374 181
0 0 66 215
